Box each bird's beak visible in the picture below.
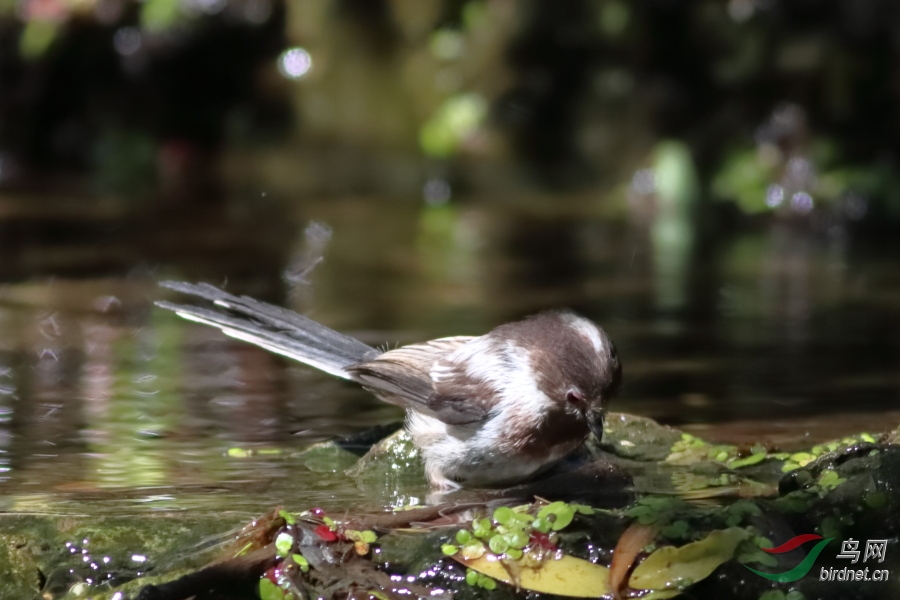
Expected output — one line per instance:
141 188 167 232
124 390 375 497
588 409 604 442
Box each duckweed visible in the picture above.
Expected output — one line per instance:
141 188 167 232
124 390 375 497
465 568 496 590
275 532 294 558
817 469 845 491
537 501 576 531
291 553 309 573
660 520 690 539
446 500 587 567
865 491 888 508
259 578 294 600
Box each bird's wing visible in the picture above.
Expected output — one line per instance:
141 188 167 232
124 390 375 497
346 335 492 425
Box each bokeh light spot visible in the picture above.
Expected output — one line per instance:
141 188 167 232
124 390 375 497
791 191 814 214
113 27 141 56
765 184 784 208
278 47 312 80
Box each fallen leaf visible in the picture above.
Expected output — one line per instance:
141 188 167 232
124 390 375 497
629 527 751 592
609 523 658 599
455 553 611 597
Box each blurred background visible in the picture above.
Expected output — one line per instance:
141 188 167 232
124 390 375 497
1 0 900 513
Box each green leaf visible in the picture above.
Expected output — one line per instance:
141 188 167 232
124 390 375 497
493 506 514 525
626 505 654 518
512 510 535 525
532 517 551 533
234 541 253 557
505 547 523 560
473 518 493 539
455 529 472 545
537 501 566 518
538 501 576 531
291 553 309 572
275 532 294 558
488 535 509 554
572 504 595 515
441 544 459 556
361 530 378 543
638 513 659 525
480 576 497 590
790 452 815 466
817 469 843 489
552 509 575 530
638 496 680 510
736 540 778 567
727 501 762 518
343 529 360 541
660 520 690 539
629 528 751 591
865 491 888 508
754 536 773 549
506 530 529 550
278 510 296 525
259 578 285 600
729 453 767 468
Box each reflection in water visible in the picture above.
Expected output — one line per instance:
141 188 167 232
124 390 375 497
0 353 16 482
0 200 898 515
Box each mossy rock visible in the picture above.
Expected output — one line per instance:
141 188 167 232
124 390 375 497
347 429 428 494
598 412 684 461
0 529 43 599
0 514 243 599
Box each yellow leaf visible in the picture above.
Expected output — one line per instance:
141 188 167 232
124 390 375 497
629 527 750 592
455 553 611 597
639 593 682 600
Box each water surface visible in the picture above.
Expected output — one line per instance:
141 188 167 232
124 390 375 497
1 196 899 517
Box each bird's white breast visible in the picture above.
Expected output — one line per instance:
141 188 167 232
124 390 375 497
409 336 564 489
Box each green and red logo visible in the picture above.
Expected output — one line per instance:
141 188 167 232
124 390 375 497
745 534 834 582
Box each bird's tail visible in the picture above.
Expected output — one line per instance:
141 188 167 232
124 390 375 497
156 281 379 379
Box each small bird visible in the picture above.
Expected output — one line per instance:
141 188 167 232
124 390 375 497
157 281 622 490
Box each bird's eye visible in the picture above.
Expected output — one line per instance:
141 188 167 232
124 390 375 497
566 389 583 405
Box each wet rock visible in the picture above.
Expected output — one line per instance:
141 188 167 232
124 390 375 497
297 441 361 473
346 429 429 500
597 412 683 461
0 514 241 599
12 414 900 599
0 528 43 599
